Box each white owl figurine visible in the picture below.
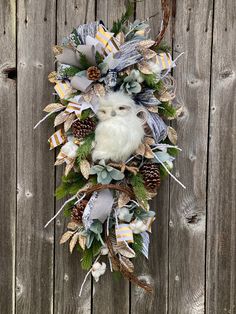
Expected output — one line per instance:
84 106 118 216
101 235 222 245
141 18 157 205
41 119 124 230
92 92 144 162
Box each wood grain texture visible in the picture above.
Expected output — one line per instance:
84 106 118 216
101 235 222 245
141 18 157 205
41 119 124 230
54 1 95 313
16 0 56 313
169 1 213 313
0 0 16 313
131 1 171 313
92 2 130 314
206 0 236 313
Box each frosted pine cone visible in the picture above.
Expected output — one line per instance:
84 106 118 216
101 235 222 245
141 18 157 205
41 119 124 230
72 118 96 139
71 200 88 223
140 163 161 192
87 66 101 81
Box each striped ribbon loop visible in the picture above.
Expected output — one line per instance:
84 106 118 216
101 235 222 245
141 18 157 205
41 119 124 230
54 81 72 99
115 224 134 243
95 25 119 55
64 102 82 117
155 52 173 71
48 129 65 150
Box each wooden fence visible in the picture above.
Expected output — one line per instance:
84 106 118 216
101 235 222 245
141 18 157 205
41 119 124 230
0 0 235 313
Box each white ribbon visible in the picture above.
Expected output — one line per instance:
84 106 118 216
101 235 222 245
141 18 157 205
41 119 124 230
153 154 186 189
44 193 86 228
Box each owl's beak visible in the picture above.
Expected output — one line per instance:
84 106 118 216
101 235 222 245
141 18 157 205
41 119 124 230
111 111 116 116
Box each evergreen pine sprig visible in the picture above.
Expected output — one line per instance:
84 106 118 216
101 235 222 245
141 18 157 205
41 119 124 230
95 51 104 65
77 133 95 165
81 248 93 270
55 172 85 200
63 200 76 217
142 74 164 91
153 41 171 54
130 173 149 208
159 165 169 177
132 234 143 256
78 52 91 70
80 108 92 120
159 101 177 119
70 28 81 46
80 239 102 270
110 1 133 35
60 65 80 78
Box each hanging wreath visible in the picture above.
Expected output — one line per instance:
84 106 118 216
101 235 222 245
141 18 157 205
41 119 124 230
35 0 185 295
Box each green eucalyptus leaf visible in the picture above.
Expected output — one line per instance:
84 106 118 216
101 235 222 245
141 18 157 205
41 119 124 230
101 169 108 179
99 173 112 184
99 159 106 166
106 165 115 172
122 212 133 222
90 165 104 174
124 75 133 83
89 220 103 234
97 172 103 183
155 151 174 163
146 210 156 217
129 82 141 93
86 232 95 249
110 169 125 181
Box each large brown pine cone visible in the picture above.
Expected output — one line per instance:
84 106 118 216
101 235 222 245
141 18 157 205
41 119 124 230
87 66 101 81
72 117 96 139
140 163 161 192
71 200 88 223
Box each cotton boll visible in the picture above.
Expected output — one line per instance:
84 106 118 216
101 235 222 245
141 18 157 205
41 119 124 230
118 207 133 222
61 141 79 158
92 262 101 271
148 61 162 77
130 69 144 83
92 262 106 282
100 245 109 255
130 220 148 234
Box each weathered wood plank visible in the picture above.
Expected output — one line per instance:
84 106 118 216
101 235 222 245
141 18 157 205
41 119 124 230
169 1 213 313
92 2 130 313
131 1 171 313
206 0 236 313
16 0 56 313
54 1 95 313
0 1 16 313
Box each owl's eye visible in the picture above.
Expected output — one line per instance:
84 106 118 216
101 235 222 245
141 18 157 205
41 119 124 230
99 110 106 114
119 106 126 110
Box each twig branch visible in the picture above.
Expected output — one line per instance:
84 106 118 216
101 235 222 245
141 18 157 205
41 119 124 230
105 233 153 293
153 0 171 47
84 183 134 198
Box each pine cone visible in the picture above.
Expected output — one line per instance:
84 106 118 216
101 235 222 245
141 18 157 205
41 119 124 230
71 200 88 223
72 117 96 139
140 163 161 192
87 66 101 81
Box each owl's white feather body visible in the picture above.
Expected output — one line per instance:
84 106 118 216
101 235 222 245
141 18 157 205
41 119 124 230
92 92 144 162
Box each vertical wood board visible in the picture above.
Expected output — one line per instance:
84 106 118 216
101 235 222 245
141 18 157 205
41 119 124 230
54 1 95 313
16 0 56 313
0 0 16 313
132 1 172 313
206 0 236 313
169 0 213 313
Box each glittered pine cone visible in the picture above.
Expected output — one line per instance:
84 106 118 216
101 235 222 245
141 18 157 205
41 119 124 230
72 117 96 139
87 66 101 81
71 200 88 223
140 163 161 192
